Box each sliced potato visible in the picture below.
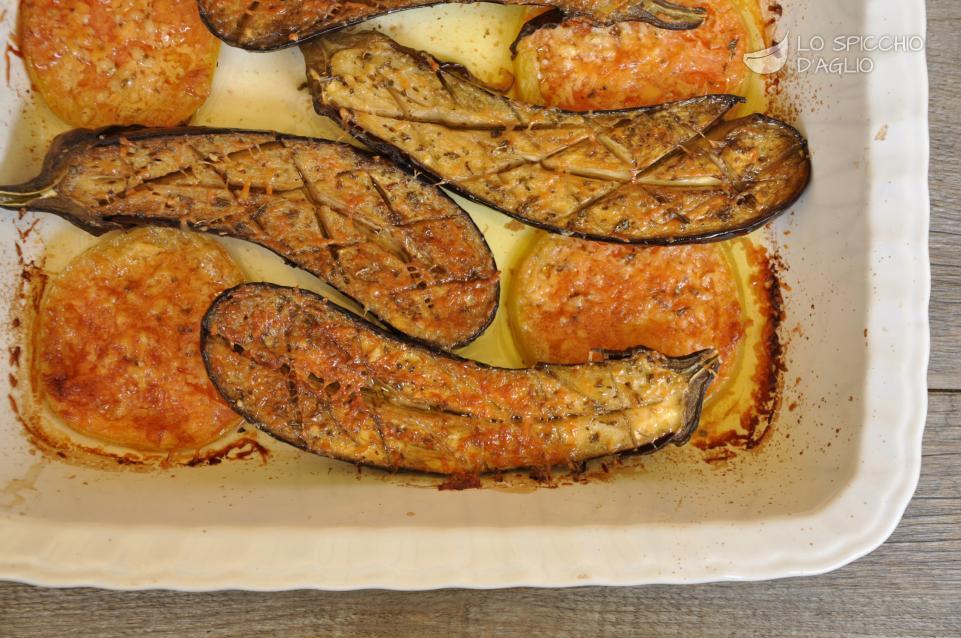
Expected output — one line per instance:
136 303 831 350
513 0 751 109
509 235 744 396
19 0 220 127
35 228 244 453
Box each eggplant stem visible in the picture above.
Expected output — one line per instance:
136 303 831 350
0 187 55 209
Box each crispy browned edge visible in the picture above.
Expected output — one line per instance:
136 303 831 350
306 39 812 245
0 126 500 349
200 281 718 475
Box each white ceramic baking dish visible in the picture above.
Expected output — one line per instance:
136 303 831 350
0 0 928 589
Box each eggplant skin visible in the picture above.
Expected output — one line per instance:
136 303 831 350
197 0 706 52
0 127 499 350
304 32 812 245
201 282 719 475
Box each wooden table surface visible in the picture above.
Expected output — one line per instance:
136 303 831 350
2 3 959 636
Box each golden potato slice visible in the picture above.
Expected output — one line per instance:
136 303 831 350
35 228 244 453
514 0 751 109
19 0 220 127
509 235 744 395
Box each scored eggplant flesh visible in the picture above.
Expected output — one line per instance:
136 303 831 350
0 127 499 350
201 283 719 475
197 0 705 51
304 32 811 245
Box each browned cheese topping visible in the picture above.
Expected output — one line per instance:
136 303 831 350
514 0 750 110
20 0 220 127
511 236 744 396
35 228 244 452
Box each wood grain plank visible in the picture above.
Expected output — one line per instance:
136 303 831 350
0 391 958 638
926 0 961 390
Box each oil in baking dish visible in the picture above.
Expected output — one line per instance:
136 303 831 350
16 0 783 467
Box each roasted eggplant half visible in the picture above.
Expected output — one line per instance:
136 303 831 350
201 282 718 475
197 0 706 51
0 127 499 350
304 32 811 245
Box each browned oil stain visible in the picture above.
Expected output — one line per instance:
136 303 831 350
0 459 46 511
438 473 482 491
185 437 270 467
4 40 22 89
16 218 39 242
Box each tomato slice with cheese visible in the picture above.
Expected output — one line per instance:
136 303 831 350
35 228 245 453
514 0 752 110
510 235 744 397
